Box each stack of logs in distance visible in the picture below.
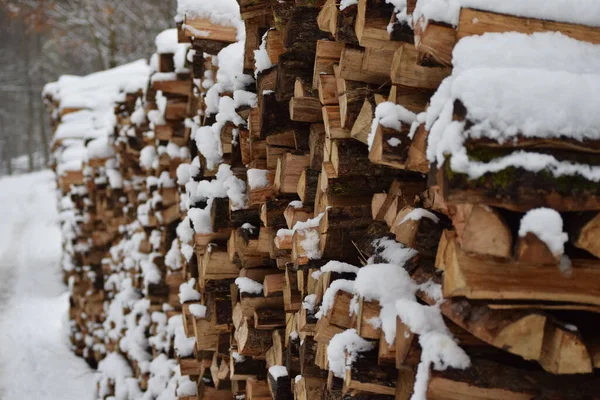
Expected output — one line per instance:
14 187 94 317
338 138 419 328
47 0 600 399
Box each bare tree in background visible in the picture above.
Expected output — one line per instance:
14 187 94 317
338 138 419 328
0 0 177 175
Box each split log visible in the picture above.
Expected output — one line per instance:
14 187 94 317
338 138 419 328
266 29 285 65
322 106 351 139
391 206 444 256
312 40 345 89
443 234 600 307
387 85 432 114
356 297 382 340
261 198 291 227
426 292 593 374
254 307 287 329
355 0 402 50
237 317 274 357
424 357 600 400
259 90 295 139
390 44 451 90
295 376 327 400
413 18 456 67
284 268 302 312
405 123 430 173
199 246 240 280
268 367 292 400
331 139 416 178
516 233 559 265
284 204 313 229
339 46 394 86
368 123 411 169
263 273 285 297
230 355 267 380
350 98 375 145
232 296 284 330
344 349 396 396
337 4 360 45
182 17 238 43
314 316 344 344
309 124 326 170
297 168 319 206
452 204 513 260
566 211 600 258
283 7 330 53
318 75 338 105
276 50 315 103
274 153 310 194
151 79 192 97
326 291 354 329
243 18 267 70
289 96 323 122
338 81 379 129
370 180 404 223
457 8 600 45
164 99 188 121
438 159 600 212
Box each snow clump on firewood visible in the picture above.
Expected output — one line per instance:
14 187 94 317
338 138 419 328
235 277 264 294
519 207 568 257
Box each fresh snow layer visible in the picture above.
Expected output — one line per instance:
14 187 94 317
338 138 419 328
426 65 600 180
179 278 201 303
320 260 360 275
254 31 273 76
235 277 263 294
233 90 258 109
0 171 96 399
369 102 417 150
172 315 196 357
453 32 600 76
247 169 269 189
53 109 116 141
189 304 207 319
86 136 115 160
155 29 179 54
413 0 600 27
151 72 178 82
372 238 418 266
288 200 303 209
241 223 256 233
354 264 417 344
302 294 318 312
44 60 149 111
327 329 374 378
232 351 245 363
268 365 288 379
309 242 462 399
340 0 358 10
300 230 322 260
399 208 440 225
315 279 355 319
518 208 568 256
452 68 600 142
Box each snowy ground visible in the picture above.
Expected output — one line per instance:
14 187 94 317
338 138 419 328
0 171 96 399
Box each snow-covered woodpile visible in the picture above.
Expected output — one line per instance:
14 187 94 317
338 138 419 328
44 0 600 399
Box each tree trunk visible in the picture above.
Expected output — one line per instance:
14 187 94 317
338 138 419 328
24 34 35 172
36 33 49 167
0 117 12 176
37 99 49 167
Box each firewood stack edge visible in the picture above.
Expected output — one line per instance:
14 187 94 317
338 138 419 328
44 0 600 399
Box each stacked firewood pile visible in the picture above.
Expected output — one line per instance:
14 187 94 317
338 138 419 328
45 0 600 399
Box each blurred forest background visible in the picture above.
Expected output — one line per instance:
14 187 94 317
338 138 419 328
0 0 176 175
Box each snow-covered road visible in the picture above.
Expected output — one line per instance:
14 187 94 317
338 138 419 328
0 171 96 399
